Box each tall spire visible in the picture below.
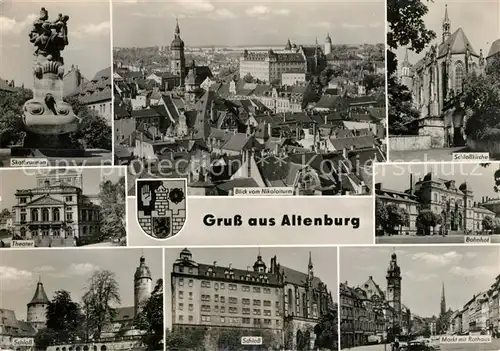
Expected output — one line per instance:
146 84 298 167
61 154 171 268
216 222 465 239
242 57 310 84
175 17 180 35
442 4 451 43
440 281 447 315
308 251 313 269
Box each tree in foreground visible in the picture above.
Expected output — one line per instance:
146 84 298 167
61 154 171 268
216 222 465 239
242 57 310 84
164 327 206 350
135 279 163 350
416 209 440 235
482 215 494 232
82 270 121 340
314 310 338 350
387 0 435 134
0 88 32 147
98 176 126 243
378 202 409 235
64 95 112 150
34 290 85 349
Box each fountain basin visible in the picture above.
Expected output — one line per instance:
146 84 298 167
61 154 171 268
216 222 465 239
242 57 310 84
22 98 80 134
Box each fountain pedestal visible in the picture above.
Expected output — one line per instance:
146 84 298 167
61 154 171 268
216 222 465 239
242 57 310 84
16 7 82 158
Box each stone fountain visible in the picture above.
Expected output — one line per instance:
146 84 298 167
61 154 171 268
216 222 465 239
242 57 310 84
12 7 82 157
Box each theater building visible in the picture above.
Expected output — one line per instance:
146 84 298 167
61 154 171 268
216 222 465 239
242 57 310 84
12 170 101 246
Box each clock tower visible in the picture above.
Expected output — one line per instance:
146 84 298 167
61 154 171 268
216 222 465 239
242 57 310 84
386 251 402 334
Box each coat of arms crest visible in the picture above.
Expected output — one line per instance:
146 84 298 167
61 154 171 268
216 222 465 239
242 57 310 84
136 178 187 239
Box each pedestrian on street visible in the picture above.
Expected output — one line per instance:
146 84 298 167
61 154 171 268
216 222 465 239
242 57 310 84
394 339 400 351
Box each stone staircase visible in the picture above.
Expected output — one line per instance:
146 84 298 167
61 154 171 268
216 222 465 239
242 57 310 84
35 237 76 247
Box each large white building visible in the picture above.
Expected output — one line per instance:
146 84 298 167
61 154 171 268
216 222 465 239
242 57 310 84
12 170 101 247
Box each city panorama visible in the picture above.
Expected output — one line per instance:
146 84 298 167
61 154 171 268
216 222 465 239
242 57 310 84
112 0 386 197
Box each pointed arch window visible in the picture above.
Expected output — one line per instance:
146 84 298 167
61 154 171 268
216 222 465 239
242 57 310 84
455 63 464 93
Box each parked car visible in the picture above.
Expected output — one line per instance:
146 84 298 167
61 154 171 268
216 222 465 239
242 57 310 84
400 340 436 351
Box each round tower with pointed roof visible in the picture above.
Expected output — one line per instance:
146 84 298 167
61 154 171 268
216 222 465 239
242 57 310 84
170 19 186 83
324 33 332 55
134 255 152 317
27 278 49 331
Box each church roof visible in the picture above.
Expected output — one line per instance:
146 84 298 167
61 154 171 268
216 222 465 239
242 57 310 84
438 28 478 58
281 265 325 291
192 90 215 140
28 281 50 305
487 39 500 58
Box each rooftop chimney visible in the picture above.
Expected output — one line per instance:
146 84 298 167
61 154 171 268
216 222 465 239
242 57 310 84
410 174 413 195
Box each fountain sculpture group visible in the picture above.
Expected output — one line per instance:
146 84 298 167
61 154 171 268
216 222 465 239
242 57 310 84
13 7 82 157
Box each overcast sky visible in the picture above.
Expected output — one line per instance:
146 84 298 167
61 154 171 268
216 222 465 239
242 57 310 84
340 246 499 318
164 247 338 328
375 163 500 202
0 248 162 321
0 167 125 211
112 0 384 47
396 0 500 64
0 0 111 88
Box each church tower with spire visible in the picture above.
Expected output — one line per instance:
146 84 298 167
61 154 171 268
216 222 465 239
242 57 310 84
307 251 314 287
170 19 186 84
27 277 49 331
400 49 413 90
386 251 402 333
442 4 451 43
134 255 153 317
440 282 447 315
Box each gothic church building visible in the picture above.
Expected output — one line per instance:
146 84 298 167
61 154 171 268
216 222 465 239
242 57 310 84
400 5 486 147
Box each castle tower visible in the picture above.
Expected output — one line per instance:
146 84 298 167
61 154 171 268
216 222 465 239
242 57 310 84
134 255 153 317
324 33 332 55
386 251 402 333
170 19 186 84
400 49 413 90
440 282 447 315
27 277 49 331
442 4 451 43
